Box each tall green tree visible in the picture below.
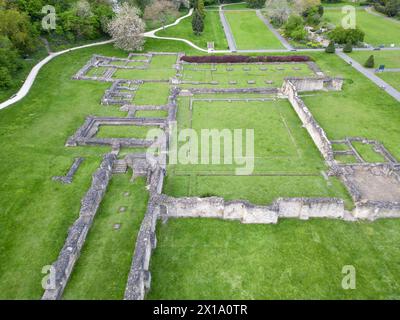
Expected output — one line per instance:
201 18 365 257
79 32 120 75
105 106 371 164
192 9 204 35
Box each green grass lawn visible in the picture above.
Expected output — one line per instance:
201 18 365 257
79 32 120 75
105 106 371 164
156 11 229 50
181 62 315 87
165 95 352 207
135 109 168 118
0 39 195 299
302 52 400 161
352 141 386 163
96 125 159 139
113 54 177 80
1 34 400 300
222 3 251 10
324 9 400 47
63 176 148 299
348 50 400 69
224 11 285 49
134 82 171 105
148 218 400 299
377 72 400 91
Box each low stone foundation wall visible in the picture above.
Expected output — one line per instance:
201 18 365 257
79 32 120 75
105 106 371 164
124 167 165 300
285 77 343 92
42 153 116 300
282 79 334 161
157 195 345 224
353 201 400 220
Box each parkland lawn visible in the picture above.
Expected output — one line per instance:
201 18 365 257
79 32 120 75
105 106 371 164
348 50 400 69
224 11 285 50
324 8 400 47
0 37 400 300
156 11 229 50
148 218 400 299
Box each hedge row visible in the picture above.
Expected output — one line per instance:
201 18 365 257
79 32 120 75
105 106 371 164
180 55 312 63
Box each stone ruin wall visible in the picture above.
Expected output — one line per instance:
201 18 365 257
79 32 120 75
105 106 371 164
157 196 346 224
42 153 116 300
281 79 335 162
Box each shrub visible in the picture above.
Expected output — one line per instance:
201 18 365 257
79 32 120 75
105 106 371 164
329 27 365 45
364 55 375 68
0 67 12 89
180 55 312 63
283 15 307 41
343 41 353 53
325 41 335 53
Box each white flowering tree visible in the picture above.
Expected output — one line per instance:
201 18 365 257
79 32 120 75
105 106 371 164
107 3 145 51
264 0 291 26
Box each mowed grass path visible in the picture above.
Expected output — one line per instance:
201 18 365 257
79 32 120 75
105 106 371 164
63 176 148 299
156 11 229 50
324 9 400 47
224 11 285 49
148 218 400 299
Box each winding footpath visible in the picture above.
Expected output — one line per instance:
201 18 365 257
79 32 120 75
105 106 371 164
2 6 400 110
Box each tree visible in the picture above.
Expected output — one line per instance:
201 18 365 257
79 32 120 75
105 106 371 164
172 0 190 9
246 0 265 8
194 0 206 19
107 3 145 51
293 0 321 15
192 9 204 35
325 40 335 53
144 0 179 26
385 0 400 17
364 55 375 68
343 41 352 53
264 0 291 27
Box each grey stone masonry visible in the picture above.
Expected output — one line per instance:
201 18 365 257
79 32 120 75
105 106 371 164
157 196 345 224
65 116 166 148
124 166 165 300
42 153 116 300
281 79 336 162
52 157 84 184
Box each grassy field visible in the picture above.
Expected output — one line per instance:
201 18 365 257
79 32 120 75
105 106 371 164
148 218 400 299
134 82 171 105
63 176 148 299
302 53 400 161
224 11 285 49
377 72 400 91
113 55 177 80
348 50 400 69
0 39 194 299
156 11 229 50
1 33 400 300
164 93 352 207
324 9 400 47
181 62 315 87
